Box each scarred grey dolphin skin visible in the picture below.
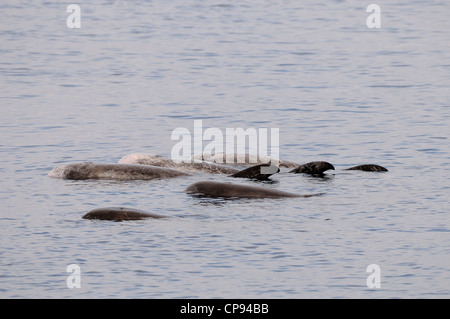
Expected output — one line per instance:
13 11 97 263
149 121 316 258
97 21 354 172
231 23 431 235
189 153 299 168
289 161 335 175
185 181 323 199
118 153 238 174
49 161 278 182
120 154 280 180
345 164 388 172
82 207 167 221
48 162 190 180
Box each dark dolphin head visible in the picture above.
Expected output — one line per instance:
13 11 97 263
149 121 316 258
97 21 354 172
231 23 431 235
289 161 335 176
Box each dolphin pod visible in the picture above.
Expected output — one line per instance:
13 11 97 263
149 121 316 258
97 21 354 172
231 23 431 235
49 153 388 221
81 181 321 222
117 154 388 175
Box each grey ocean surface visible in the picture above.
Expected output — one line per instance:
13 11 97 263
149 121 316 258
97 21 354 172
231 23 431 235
0 0 449 298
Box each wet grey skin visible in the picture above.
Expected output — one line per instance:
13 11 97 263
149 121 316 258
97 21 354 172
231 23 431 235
290 161 388 175
49 162 279 181
82 207 167 221
118 154 238 174
119 154 282 180
289 161 336 175
48 162 190 180
229 163 280 180
185 181 323 199
189 153 299 168
345 164 388 172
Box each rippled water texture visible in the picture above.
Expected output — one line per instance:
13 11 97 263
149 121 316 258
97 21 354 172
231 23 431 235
0 1 449 298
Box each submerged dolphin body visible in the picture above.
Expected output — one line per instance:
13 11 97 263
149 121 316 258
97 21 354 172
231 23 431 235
82 207 167 221
48 162 190 180
185 181 323 199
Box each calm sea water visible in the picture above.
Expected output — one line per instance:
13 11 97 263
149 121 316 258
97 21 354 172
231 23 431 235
1 0 449 298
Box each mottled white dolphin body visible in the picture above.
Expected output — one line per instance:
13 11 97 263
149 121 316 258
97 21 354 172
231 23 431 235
118 153 238 174
48 162 189 180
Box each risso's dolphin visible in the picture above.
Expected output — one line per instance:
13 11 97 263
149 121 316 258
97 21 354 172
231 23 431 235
82 207 167 221
185 181 324 199
289 161 335 176
289 161 388 175
49 161 280 181
48 162 190 180
189 153 299 168
345 164 388 172
119 154 280 180
229 163 280 180
118 153 239 174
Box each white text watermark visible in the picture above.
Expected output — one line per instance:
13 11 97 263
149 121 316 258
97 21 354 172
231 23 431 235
66 4 81 29
366 264 381 289
66 264 81 289
171 120 279 172
366 4 381 29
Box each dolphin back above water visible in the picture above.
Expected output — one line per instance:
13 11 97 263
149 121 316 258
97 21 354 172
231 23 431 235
82 207 167 221
118 153 238 174
49 161 279 181
290 161 335 175
345 164 388 172
289 161 388 175
189 152 299 168
48 162 190 180
118 154 388 175
229 163 280 180
185 181 323 199
119 154 280 180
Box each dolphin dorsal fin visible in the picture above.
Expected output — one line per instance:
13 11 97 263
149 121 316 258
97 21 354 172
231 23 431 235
230 164 280 180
